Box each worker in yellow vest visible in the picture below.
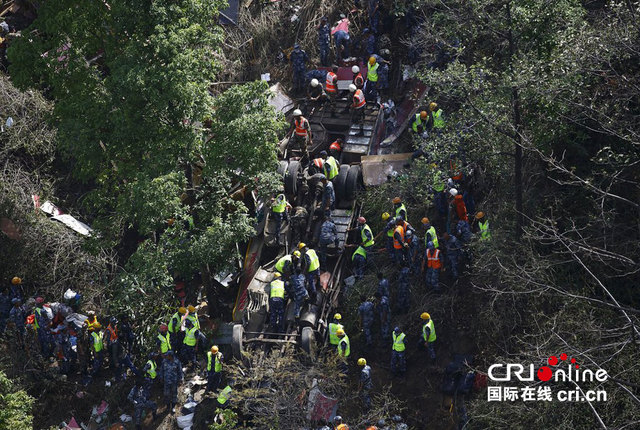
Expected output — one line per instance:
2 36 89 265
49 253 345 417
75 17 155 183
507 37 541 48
182 318 203 366
419 312 437 362
328 313 344 346
320 150 339 180
428 102 445 133
336 328 350 374
143 352 159 390
157 323 171 355
365 56 379 102
299 243 320 299
272 193 292 246
206 345 224 392
217 385 232 409
390 326 406 375
167 306 186 352
186 305 200 330
474 211 491 241
89 323 104 377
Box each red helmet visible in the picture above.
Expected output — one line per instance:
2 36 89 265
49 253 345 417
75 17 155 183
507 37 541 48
159 324 168 332
35 297 44 304
313 158 324 168
329 140 342 153
358 216 366 224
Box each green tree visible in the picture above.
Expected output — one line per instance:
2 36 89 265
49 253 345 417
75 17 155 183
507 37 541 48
0 371 34 430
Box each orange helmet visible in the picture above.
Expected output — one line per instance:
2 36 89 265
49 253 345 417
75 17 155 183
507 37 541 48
421 217 429 225
392 197 402 204
420 110 428 119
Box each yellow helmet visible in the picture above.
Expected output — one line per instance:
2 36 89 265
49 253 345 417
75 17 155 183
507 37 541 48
368 56 376 65
381 212 390 221
273 272 282 278
187 305 196 313
211 345 219 354
298 242 306 250
334 313 342 320
358 358 367 366
11 276 22 285
336 328 345 336
429 102 438 112
178 307 187 315
420 110 428 119
292 250 301 258
421 312 431 320
475 211 485 220
392 197 402 204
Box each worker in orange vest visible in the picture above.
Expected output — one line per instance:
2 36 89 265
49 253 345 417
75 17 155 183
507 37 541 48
349 84 366 136
392 217 407 266
422 241 443 292
290 109 311 165
325 66 338 117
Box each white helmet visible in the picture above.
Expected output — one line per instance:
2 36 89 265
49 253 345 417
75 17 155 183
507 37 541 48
449 188 458 197
349 84 357 92
293 109 302 116
311 78 319 87
352 65 360 74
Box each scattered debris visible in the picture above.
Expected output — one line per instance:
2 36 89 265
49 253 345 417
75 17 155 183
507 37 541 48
306 379 338 422
32 197 94 236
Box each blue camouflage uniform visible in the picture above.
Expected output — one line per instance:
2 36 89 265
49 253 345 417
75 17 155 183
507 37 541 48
160 354 183 411
445 235 462 279
377 62 389 93
383 219 396 258
368 0 380 30
317 22 331 66
406 234 421 274
377 277 390 298
291 274 309 318
322 181 335 214
360 364 373 410
352 247 367 280
9 302 26 341
396 267 411 313
290 45 309 93
318 219 339 269
456 220 473 244
378 295 391 340
34 306 51 357
358 299 375 346
128 385 157 426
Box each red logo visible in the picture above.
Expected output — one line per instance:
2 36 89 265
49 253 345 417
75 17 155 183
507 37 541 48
537 353 579 381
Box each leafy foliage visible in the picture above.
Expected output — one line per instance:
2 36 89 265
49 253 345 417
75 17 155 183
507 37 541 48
0 371 34 430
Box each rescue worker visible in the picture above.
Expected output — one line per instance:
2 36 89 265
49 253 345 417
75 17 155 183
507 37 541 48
351 245 367 280
272 193 291 246
182 318 203 366
269 273 286 333
157 323 171 355
457 219 473 244
443 232 462 280
317 17 331 66
334 416 349 430
358 295 375 346
160 350 183 414
391 326 407 376
351 216 375 256
290 205 309 245
376 272 390 298
186 305 200 330
318 216 339 270
84 310 100 331
291 273 309 320
422 241 442 292
336 328 350 373
217 385 232 409
396 265 411 313
307 78 327 111
432 167 447 217
393 217 407 266
9 297 26 347
428 102 445 132
405 229 421 274
365 56 379 102
168 307 186 353
392 197 407 220
374 291 391 341
290 44 309 93
375 212 396 258
329 138 343 158
291 109 311 165
358 358 373 411
412 111 428 133
275 252 299 278
325 66 339 117
474 211 491 240
105 316 120 376
332 14 350 59
119 314 135 353
352 65 364 89
299 243 320 298
419 312 437 361
328 313 344 347
206 345 223 392
34 296 51 357
376 50 391 99
10 276 24 301
143 352 159 390
450 189 469 223
128 378 158 430
349 84 366 136
89 323 104 377
321 150 339 181
421 217 439 249
321 176 335 215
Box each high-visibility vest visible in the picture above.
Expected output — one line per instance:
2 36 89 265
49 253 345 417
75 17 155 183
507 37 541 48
272 194 287 213
450 159 463 181
106 324 118 342
393 225 405 249
329 140 342 153
433 109 445 128
386 220 394 237
367 62 379 82
422 320 436 342
207 351 222 372
295 117 309 136
34 308 43 329
352 246 367 261
324 156 339 180
425 226 439 248
353 73 364 88
361 224 375 247
158 332 171 353
392 332 406 352
146 360 157 379
328 322 344 345
186 313 200 330
92 331 104 352
338 334 350 357
306 249 320 272
426 249 442 269
270 279 285 299
412 113 423 132
433 171 445 192
325 72 337 93
395 203 407 220
275 255 292 273
168 313 181 333
479 220 491 240
217 385 232 405
353 89 366 108
183 327 197 346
